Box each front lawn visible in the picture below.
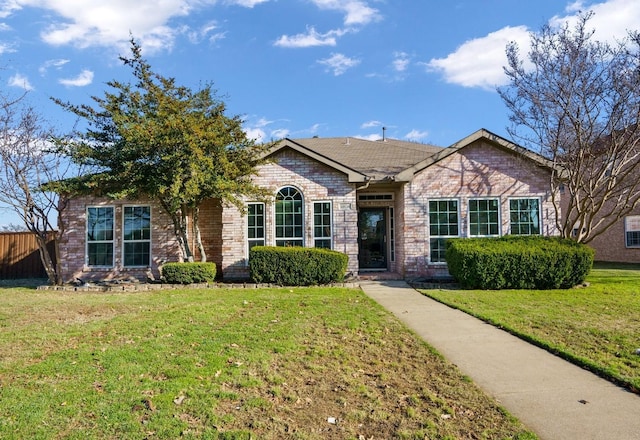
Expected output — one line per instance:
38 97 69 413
420 264 640 392
0 285 535 439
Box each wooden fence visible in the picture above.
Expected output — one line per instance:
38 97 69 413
0 232 56 279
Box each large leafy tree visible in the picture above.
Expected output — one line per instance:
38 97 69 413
498 12 640 243
55 39 271 261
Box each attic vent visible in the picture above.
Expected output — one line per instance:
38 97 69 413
358 193 394 201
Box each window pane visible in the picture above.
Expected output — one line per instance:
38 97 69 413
627 231 640 247
276 187 303 246
123 206 151 267
124 206 150 240
88 243 113 266
469 199 499 237
313 202 332 249
87 207 114 242
247 203 265 244
87 207 114 267
429 238 447 263
428 200 459 263
509 199 540 235
124 242 150 267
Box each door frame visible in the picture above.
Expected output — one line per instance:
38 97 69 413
357 207 388 271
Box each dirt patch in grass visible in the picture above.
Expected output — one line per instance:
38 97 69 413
0 287 534 439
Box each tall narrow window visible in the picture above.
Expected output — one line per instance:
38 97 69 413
275 187 303 247
313 201 332 249
428 200 459 263
123 206 151 267
87 206 114 266
247 203 265 249
509 198 540 235
625 216 640 247
469 198 500 237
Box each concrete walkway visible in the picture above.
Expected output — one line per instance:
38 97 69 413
360 280 640 440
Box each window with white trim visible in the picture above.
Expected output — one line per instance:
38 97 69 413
509 198 541 235
123 206 151 267
87 206 114 267
313 201 332 249
275 186 303 247
469 198 500 237
625 216 640 247
247 202 265 249
428 199 459 263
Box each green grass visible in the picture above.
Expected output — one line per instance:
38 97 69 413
420 263 640 392
0 285 535 439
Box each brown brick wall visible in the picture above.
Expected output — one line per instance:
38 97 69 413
401 140 559 278
59 196 179 283
586 206 640 263
220 148 359 280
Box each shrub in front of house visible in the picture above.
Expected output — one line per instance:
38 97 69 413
445 236 594 290
162 262 217 284
249 246 348 286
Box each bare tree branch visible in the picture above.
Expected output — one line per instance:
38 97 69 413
498 12 640 243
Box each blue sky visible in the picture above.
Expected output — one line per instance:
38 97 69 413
1 0 640 226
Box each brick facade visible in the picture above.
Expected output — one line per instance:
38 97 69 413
58 134 562 283
59 196 179 283
583 206 640 263
402 140 558 278
220 148 359 280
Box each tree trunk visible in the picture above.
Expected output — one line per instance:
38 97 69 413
160 199 194 262
180 205 195 262
34 232 57 285
193 205 207 262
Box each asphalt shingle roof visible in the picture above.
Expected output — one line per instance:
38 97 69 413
286 137 443 180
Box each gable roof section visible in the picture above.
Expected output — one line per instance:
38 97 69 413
395 128 555 182
265 129 553 183
265 137 443 182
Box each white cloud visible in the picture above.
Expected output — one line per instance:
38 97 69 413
4 0 190 53
186 21 226 44
274 27 345 48
405 129 429 141
59 69 94 87
275 1 380 49
550 0 640 44
243 116 290 142
426 25 530 90
318 53 360 76
229 0 269 7
392 51 410 72
245 126 266 143
310 0 381 26
8 73 33 90
0 41 15 54
38 58 69 75
270 128 289 139
426 0 640 90
354 133 382 141
361 120 382 129
1 0 270 53
0 1 21 19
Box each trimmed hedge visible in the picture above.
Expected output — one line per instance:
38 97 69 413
161 262 217 284
445 236 594 290
249 246 348 286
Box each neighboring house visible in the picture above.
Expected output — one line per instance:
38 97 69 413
582 207 640 263
57 129 559 283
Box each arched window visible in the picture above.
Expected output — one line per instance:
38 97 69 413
275 186 303 247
